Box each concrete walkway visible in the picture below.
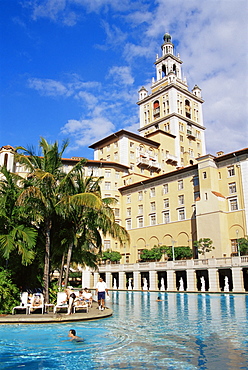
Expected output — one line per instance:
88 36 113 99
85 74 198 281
0 303 113 324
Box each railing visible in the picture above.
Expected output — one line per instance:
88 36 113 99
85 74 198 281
98 256 248 272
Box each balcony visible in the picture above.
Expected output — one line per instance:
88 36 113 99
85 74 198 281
165 153 178 166
187 130 196 140
136 156 160 171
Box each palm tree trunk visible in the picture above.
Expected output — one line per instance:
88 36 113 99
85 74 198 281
64 242 73 287
58 251 66 289
43 219 52 304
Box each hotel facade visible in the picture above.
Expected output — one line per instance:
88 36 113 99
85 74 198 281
1 34 248 292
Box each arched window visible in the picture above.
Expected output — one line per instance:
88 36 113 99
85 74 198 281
185 99 191 119
162 64 167 77
173 64 177 76
153 100 160 118
4 153 8 167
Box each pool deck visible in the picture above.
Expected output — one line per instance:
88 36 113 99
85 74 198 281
0 302 113 324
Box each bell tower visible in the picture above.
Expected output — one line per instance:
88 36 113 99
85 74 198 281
137 33 206 168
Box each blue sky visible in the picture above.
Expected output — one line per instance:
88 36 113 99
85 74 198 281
0 0 247 159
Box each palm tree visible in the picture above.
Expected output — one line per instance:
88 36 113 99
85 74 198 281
0 166 37 266
15 138 71 302
58 169 129 287
15 138 103 303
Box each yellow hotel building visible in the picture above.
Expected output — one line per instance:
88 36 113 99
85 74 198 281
1 34 248 292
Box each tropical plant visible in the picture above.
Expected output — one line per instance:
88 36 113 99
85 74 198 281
101 250 122 263
140 246 164 262
0 268 20 314
15 138 72 303
163 246 193 260
194 238 214 256
0 166 37 266
14 138 129 302
238 237 248 255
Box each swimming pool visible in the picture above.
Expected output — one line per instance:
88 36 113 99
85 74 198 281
0 292 248 369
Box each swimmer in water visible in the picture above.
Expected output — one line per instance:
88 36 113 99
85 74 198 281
68 329 84 342
156 296 163 301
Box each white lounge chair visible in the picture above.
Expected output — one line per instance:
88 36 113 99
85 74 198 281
12 292 30 315
54 292 68 313
73 300 88 313
29 292 44 314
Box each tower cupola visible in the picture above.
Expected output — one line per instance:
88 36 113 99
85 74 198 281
161 33 174 55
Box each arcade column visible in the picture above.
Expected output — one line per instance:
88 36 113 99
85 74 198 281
133 271 141 290
167 270 176 291
208 268 220 292
232 267 245 292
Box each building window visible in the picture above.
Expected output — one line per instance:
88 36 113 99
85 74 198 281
193 176 199 186
189 148 194 157
103 240 111 251
127 207 131 216
231 239 238 255
126 219 131 230
130 142 134 148
138 217 144 228
178 208 185 220
130 164 134 171
150 187 155 197
138 204 143 214
114 141 118 148
150 202 156 212
150 214 156 226
164 123 170 132
163 184 169 194
114 152 118 160
185 99 191 119
115 171 120 179
138 191 143 201
203 171 207 179
106 144 110 152
105 169 111 177
179 123 184 131
178 195 184 205
127 195 131 203
194 191 200 201
229 182 237 194
180 146 184 154
130 151 135 160
229 197 238 211
180 135 184 142
115 208 120 217
228 166 235 177
164 198 169 208
153 100 160 118
163 211 170 224
105 181 111 190
178 180 183 190
106 155 110 161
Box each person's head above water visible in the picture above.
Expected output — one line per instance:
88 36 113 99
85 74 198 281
69 329 76 337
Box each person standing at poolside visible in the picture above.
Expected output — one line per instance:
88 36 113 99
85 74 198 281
95 277 109 311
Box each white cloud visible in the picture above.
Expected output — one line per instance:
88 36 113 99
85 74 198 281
61 110 115 148
28 78 72 97
108 66 134 85
24 0 248 155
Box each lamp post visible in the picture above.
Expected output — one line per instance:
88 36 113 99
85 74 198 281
171 239 176 262
236 230 240 257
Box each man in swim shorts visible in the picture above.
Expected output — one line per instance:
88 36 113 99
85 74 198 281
95 277 109 311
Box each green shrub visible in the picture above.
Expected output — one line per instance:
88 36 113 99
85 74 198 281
140 246 163 262
0 268 20 314
163 246 193 260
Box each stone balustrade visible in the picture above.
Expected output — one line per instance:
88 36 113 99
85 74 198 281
82 256 248 293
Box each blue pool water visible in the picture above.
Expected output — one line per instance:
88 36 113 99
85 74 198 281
0 292 248 369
